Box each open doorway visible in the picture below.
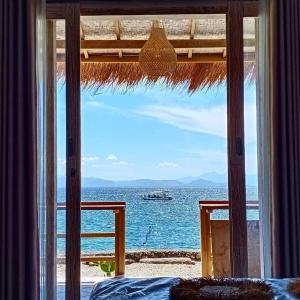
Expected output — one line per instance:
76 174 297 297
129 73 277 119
46 2 260 299
78 14 230 281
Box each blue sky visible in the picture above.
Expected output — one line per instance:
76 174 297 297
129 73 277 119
57 81 258 181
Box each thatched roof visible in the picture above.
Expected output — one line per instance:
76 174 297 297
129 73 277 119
56 15 256 93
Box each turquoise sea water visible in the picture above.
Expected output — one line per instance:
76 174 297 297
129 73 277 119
57 187 258 254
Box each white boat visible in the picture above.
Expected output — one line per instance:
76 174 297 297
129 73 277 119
142 190 173 200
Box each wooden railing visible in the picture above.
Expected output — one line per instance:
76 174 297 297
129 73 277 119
57 201 126 276
199 200 259 276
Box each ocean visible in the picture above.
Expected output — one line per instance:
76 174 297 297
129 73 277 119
57 187 259 254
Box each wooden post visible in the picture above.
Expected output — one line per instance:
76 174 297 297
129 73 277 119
46 20 57 300
114 210 120 275
114 208 126 276
118 208 126 275
65 3 81 300
227 1 248 277
200 207 212 276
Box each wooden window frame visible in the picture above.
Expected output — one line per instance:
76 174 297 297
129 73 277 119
46 20 57 300
46 1 259 299
227 1 248 277
46 1 258 19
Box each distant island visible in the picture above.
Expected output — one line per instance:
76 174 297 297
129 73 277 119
57 172 258 188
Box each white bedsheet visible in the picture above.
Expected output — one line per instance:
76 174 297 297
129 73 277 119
90 277 179 300
89 277 299 299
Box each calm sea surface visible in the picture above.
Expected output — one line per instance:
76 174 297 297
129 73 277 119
57 187 258 254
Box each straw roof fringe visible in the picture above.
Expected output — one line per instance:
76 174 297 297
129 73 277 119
57 62 256 94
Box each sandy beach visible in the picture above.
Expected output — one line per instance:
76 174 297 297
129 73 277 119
57 261 201 282
57 250 201 282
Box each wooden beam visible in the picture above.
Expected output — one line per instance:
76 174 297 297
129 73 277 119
57 232 116 238
57 203 126 210
243 1 259 17
46 19 57 300
60 203 120 209
227 1 248 277
83 50 89 59
190 19 196 40
46 1 259 19
56 39 255 50
80 201 126 206
57 52 255 63
65 3 81 300
79 1 230 16
115 19 121 40
46 3 65 19
188 19 196 58
114 20 123 58
46 0 227 19
80 23 84 40
58 53 226 63
80 22 89 59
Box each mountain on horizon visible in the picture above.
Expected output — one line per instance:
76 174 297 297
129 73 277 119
178 172 258 186
57 172 257 188
57 176 224 188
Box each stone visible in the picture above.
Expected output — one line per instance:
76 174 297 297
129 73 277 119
139 257 195 265
125 259 136 265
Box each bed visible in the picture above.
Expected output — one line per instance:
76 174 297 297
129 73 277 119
89 277 299 299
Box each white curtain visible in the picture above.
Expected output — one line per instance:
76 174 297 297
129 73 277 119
257 0 272 278
36 0 47 298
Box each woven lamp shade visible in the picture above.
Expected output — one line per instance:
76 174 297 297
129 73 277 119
139 22 177 77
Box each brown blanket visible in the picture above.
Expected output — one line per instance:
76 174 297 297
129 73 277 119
170 277 273 300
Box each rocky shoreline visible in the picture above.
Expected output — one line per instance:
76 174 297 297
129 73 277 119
57 250 201 264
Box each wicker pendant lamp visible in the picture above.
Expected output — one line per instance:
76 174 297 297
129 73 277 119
139 21 177 77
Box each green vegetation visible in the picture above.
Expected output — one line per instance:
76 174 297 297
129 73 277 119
96 261 115 277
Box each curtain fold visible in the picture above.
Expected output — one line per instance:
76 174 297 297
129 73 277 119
257 0 272 278
37 1 47 299
0 0 41 299
269 0 300 277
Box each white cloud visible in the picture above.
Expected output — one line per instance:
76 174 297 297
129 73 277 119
135 104 227 138
84 100 128 116
135 103 257 142
106 154 118 161
82 156 100 162
157 162 178 168
106 154 129 166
